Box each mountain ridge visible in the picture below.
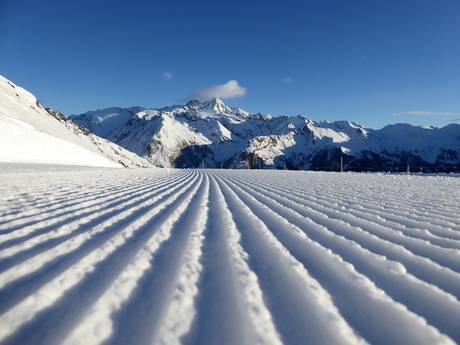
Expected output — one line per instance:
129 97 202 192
0 75 152 168
70 98 460 171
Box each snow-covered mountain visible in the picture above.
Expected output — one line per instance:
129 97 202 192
71 98 460 171
0 75 151 168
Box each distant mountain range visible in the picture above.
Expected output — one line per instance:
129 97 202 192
71 98 460 172
1 74 458 171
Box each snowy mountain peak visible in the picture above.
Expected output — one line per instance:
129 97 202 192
184 97 234 115
69 94 460 170
202 97 231 114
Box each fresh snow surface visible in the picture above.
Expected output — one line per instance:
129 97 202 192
0 166 460 345
0 75 151 168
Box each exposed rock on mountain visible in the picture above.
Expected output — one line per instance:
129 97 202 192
71 98 460 171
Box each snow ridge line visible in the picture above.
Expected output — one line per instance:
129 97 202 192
231 174 460 268
0 177 153 228
225 173 460 284
216 172 455 345
0 172 200 343
232 174 460 300
287 181 460 241
0 171 193 261
62 172 207 345
0 171 197 295
0 168 459 345
213 174 367 345
245 172 459 223
0 171 171 222
0 170 185 232
183 175 282 345
249 172 460 247
241 174 460 301
317 180 460 230
0 170 197 312
0 171 189 242
246 174 460 237
220 174 460 341
152 174 210 345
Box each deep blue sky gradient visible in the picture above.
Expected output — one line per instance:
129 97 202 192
1 0 459 128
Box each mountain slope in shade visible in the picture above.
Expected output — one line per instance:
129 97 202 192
72 98 460 170
70 106 145 138
0 75 151 168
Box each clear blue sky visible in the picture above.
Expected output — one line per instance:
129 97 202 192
1 0 459 128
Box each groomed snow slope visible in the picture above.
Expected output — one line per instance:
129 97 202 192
0 166 459 345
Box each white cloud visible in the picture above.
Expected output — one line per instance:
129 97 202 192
190 80 246 100
162 72 173 80
282 77 293 84
392 111 460 117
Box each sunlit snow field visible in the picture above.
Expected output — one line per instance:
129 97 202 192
0 165 459 345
